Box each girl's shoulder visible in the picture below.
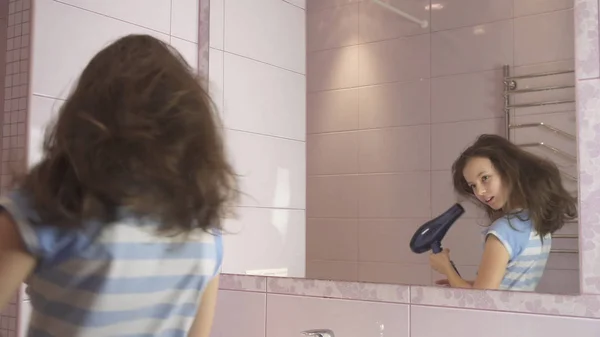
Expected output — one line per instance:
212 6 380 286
487 211 534 260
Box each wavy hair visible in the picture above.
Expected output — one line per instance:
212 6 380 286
451 134 577 237
19 34 238 233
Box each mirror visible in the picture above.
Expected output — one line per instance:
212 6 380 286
214 0 579 295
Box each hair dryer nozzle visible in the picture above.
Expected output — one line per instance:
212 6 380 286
409 203 465 254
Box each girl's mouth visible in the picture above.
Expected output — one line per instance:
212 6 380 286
485 196 495 204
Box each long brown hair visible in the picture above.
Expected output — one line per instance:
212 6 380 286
19 34 238 233
451 134 577 237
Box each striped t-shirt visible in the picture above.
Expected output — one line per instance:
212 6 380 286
1 190 223 337
484 211 551 291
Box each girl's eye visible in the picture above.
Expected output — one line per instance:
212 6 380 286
482 175 489 182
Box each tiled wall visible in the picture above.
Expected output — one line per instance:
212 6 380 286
305 0 578 293
208 0 307 277
0 0 26 336
210 274 600 337
20 0 202 335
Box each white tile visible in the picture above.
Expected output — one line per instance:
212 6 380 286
411 305 600 337
222 207 305 277
57 0 171 33
225 129 306 209
171 0 199 42
267 295 409 336
170 36 198 70
224 0 306 73
28 95 62 168
32 0 169 99
223 53 306 141
208 48 224 120
209 0 224 49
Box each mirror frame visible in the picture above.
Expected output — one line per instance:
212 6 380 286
198 0 600 318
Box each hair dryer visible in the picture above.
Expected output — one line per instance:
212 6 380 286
409 203 465 276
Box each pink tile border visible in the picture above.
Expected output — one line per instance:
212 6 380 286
220 274 267 292
577 77 600 294
207 0 600 321
575 0 600 79
411 286 600 319
267 276 410 304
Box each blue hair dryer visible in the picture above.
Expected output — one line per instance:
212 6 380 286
409 203 464 276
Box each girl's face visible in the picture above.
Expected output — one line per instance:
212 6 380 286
462 157 507 211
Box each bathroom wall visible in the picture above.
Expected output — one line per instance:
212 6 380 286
0 0 25 336
19 0 202 335
305 0 578 294
208 0 307 277
210 274 600 337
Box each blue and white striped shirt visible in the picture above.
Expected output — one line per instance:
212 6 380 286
1 190 223 337
485 211 551 291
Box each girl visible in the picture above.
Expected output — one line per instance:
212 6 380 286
429 134 577 291
0 34 237 336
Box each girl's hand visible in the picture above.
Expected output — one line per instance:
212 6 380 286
429 248 453 275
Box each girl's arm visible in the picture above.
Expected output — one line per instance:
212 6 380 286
188 275 220 337
446 235 509 289
0 212 35 309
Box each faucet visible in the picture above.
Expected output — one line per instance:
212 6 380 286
301 329 335 337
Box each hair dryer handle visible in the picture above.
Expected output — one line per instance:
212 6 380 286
431 241 442 254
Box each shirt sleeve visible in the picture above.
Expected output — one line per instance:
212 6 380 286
212 230 224 278
0 190 74 264
486 217 531 261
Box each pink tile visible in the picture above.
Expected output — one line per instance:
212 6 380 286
431 118 505 170
439 218 486 266
432 265 479 285
358 0 429 43
219 274 267 292
431 0 513 32
307 175 358 218
358 172 431 218
306 260 358 281
308 45 358 92
266 294 409 337
431 70 504 123
515 0 573 17
307 3 359 52
431 20 513 77
514 10 574 66
210 290 265 337
358 125 430 173
266 277 410 303
430 170 487 219
546 250 579 270
537 269 580 295
358 218 430 264
358 79 430 129
512 60 576 116
307 0 362 11
411 305 600 337
307 132 358 175
307 88 359 133
358 34 430 85
359 261 432 285
307 218 359 261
